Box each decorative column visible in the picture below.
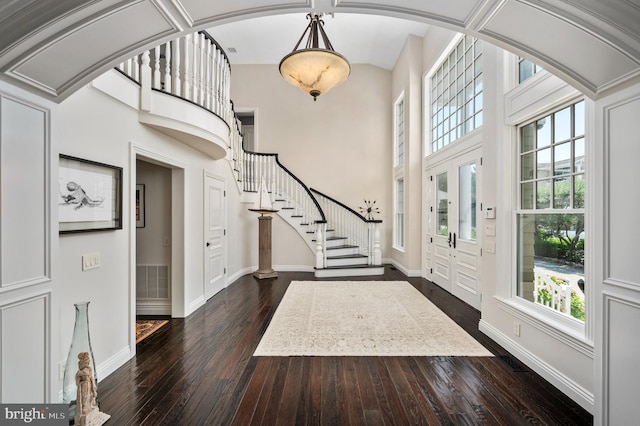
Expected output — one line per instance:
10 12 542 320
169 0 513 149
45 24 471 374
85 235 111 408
250 209 278 279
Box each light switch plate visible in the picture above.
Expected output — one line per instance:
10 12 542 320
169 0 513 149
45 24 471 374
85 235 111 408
82 252 101 271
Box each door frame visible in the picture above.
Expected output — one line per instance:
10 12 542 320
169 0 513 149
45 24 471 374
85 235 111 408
423 137 483 308
203 171 227 300
129 143 186 357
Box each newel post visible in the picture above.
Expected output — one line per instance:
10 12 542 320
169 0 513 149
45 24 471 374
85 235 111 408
140 50 152 112
373 223 382 265
315 224 325 269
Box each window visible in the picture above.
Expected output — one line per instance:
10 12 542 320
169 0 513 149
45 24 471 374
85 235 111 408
518 57 543 84
394 178 404 249
395 96 405 167
431 35 483 153
516 100 585 322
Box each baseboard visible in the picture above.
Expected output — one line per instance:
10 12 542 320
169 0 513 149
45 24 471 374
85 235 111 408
136 301 171 316
274 264 314 273
97 345 131 382
479 319 594 413
387 259 421 277
187 295 205 316
227 266 254 285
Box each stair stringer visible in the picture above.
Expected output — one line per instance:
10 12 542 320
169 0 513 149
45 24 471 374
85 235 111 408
272 200 320 256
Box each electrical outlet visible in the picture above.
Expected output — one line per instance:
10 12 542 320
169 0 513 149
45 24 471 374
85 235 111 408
513 321 521 337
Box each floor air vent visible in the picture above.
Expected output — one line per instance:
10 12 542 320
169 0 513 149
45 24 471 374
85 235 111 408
498 355 527 372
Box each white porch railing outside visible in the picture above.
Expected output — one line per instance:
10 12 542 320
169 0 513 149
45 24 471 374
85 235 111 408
533 269 572 315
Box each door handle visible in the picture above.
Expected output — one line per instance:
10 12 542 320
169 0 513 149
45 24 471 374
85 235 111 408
453 232 456 249
206 242 210 247
448 232 452 248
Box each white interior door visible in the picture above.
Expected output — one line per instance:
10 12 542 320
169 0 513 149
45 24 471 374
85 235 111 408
204 175 226 300
428 148 482 309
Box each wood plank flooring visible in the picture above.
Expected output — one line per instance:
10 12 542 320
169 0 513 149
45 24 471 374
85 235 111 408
98 267 593 425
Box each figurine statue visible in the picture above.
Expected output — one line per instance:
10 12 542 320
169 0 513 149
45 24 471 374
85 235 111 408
74 352 110 426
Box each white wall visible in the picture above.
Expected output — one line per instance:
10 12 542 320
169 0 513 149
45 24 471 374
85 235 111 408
593 81 640 425
56 76 251 385
136 160 171 266
0 81 59 402
390 35 424 275
419 26 596 411
229 64 393 257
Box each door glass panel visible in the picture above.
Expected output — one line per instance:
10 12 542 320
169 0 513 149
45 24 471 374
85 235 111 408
459 163 477 241
436 173 448 236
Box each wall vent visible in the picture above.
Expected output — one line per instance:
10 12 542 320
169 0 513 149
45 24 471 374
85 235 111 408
136 265 169 299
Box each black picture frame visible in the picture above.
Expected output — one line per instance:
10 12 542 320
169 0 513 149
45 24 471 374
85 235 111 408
136 184 145 228
59 154 123 234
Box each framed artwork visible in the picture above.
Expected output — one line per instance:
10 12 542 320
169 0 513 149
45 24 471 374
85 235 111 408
136 184 145 228
59 154 123 234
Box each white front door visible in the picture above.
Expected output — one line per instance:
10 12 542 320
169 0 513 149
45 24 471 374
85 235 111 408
204 174 226 300
428 148 482 309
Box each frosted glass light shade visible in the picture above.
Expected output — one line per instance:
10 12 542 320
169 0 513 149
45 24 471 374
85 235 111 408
279 48 351 101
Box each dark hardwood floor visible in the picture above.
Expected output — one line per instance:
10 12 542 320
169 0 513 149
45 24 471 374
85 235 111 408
98 266 593 425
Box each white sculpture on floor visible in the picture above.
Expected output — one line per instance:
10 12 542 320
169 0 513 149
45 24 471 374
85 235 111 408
75 352 110 426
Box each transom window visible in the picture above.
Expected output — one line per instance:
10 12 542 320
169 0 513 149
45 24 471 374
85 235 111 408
431 35 483 153
518 57 543 84
395 96 405 167
516 100 586 323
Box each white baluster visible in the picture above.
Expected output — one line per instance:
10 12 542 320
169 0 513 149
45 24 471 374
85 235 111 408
191 33 199 104
164 42 172 93
205 41 212 111
172 38 181 97
181 34 191 100
198 33 205 105
373 224 382 265
153 46 161 89
140 51 151 111
133 54 140 82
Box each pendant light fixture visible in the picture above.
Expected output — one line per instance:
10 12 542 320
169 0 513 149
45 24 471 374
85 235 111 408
279 13 351 101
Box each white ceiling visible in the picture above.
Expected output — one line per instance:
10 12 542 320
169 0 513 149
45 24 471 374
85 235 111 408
206 13 430 70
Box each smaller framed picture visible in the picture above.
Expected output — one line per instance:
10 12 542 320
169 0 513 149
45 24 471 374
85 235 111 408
136 184 145 228
59 154 122 234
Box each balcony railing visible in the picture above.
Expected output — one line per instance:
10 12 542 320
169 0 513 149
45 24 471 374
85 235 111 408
117 31 233 128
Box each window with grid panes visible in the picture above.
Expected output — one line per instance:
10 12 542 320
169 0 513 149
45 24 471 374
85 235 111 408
431 35 483 153
395 96 404 167
518 57 543 84
516 100 586 322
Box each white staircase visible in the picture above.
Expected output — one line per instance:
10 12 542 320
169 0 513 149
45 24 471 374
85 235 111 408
236 149 384 277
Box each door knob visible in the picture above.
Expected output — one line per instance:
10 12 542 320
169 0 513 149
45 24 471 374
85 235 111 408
206 242 210 247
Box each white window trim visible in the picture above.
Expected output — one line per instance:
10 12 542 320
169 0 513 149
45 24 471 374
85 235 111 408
495 95 595 347
393 91 405 172
393 177 405 252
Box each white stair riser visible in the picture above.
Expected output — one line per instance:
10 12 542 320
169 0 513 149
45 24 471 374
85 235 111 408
315 266 385 278
325 238 349 248
326 257 369 267
325 247 359 257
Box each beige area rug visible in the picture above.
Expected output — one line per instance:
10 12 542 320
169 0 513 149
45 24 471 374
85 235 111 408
254 281 493 357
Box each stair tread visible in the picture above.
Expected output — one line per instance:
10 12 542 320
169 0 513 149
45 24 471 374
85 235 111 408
326 244 359 250
327 254 367 260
